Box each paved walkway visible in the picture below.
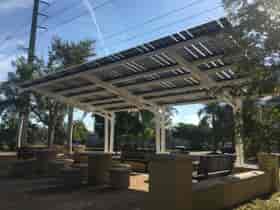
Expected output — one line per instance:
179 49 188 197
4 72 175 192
0 174 148 210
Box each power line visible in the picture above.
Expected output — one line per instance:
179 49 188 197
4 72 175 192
40 0 217 48
104 0 207 40
43 0 81 22
42 4 224 72
19 1 223 68
0 0 51 53
106 4 224 49
45 0 116 31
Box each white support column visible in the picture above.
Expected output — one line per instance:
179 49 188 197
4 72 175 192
67 107 74 154
109 113 116 153
155 113 161 154
17 115 24 149
233 98 245 166
92 115 96 134
104 116 109 153
160 108 167 153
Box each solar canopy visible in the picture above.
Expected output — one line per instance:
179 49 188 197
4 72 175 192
19 18 247 117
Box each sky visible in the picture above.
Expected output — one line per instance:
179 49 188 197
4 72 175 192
0 0 225 129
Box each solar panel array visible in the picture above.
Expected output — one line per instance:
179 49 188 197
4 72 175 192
20 18 247 115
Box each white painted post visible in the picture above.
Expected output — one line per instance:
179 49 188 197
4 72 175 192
160 109 166 153
155 113 161 154
17 115 24 149
92 115 96 134
233 98 245 166
67 107 74 154
109 113 115 153
104 116 109 153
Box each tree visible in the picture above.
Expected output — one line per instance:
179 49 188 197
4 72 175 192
172 123 210 150
32 37 94 148
198 103 235 152
223 0 280 96
223 0 280 157
72 120 90 144
0 56 43 147
51 38 94 151
243 99 280 157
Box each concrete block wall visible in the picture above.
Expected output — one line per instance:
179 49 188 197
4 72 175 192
257 153 279 192
147 154 193 210
148 154 278 210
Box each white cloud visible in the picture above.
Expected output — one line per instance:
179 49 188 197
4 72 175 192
0 54 16 82
0 0 33 10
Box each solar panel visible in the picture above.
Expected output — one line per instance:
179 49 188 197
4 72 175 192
19 18 248 115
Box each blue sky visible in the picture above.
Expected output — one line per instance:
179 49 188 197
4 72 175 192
0 0 224 129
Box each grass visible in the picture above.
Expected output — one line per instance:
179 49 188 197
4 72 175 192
235 193 280 210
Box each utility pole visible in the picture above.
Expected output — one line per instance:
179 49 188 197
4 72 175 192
28 0 40 63
17 0 49 148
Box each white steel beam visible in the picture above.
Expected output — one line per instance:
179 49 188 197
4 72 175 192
79 74 159 114
91 97 122 105
94 102 129 109
107 107 139 113
28 87 110 118
149 91 207 102
57 84 97 96
71 65 234 99
76 75 246 109
140 77 247 98
161 98 218 106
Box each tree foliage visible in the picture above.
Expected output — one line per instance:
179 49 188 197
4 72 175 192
198 103 235 152
72 120 90 144
223 0 280 157
223 0 280 95
31 38 94 146
172 123 210 150
0 56 43 146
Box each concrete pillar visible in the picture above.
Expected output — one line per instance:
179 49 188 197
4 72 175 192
104 117 109 153
109 113 115 153
233 98 245 165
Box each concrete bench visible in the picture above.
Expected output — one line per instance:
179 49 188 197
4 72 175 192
193 154 235 180
192 170 271 210
121 151 154 172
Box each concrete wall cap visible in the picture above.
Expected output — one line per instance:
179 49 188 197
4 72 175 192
152 154 191 161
